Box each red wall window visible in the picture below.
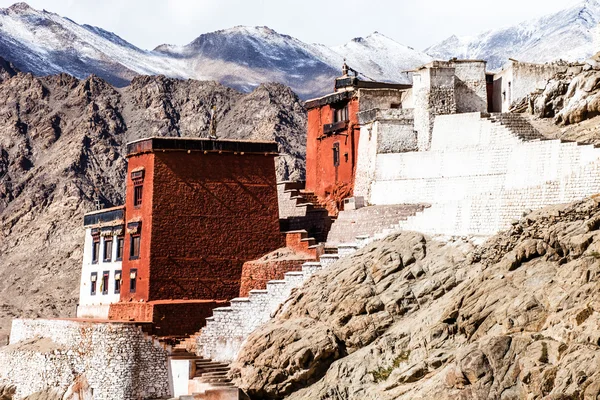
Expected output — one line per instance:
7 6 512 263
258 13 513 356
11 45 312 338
130 235 141 260
130 269 137 293
116 237 124 261
133 185 143 207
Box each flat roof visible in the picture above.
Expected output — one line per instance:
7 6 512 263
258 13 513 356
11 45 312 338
126 137 279 157
84 206 125 227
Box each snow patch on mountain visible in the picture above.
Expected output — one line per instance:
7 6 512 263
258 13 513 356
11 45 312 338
426 0 600 70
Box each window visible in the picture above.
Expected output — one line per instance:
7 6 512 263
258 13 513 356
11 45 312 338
92 239 100 264
333 104 348 123
133 185 143 207
103 238 113 262
90 272 97 295
114 270 121 294
116 237 124 261
333 142 340 167
130 269 137 293
131 169 145 208
130 235 141 259
101 271 109 295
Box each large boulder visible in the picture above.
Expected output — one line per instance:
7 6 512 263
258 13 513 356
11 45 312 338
233 198 600 399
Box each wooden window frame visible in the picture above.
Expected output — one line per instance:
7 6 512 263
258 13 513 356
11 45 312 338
101 271 109 295
90 272 97 295
114 270 121 294
103 238 113 262
130 269 137 293
333 142 340 167
130 234 141 260
116 236 124 261
133 184 143 208
92 239 100 264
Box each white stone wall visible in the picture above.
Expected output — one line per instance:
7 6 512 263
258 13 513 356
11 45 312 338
0 319 171 400
365 113 600 236
77 228 122 319
197 252 347 363
452 61 488 113
493 61 567 112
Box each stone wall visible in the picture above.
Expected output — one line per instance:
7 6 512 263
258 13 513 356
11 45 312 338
363 112 600 236
492 61 568 112
0 319 170 400
357 88 405 111
452 61 488 113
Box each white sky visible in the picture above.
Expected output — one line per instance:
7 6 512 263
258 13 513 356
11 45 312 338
0 0 584 50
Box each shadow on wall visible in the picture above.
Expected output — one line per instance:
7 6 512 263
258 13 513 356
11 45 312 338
455 78 488 114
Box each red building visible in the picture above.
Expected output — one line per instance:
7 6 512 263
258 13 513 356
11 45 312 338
305 66 411 203
101 137 285 336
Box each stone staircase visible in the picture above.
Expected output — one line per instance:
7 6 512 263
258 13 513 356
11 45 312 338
488 113 546 141
326 204 430 244
278 181 332 243
196 246 357 363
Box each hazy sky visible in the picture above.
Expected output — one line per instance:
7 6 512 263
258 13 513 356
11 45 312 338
0 0 584 50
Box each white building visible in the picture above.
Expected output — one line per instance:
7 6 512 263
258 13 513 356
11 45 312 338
76 206 125 319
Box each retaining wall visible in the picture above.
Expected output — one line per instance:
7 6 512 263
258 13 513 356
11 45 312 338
0 319 170 400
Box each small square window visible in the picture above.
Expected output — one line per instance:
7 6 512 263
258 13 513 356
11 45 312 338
130 269 137 293
90 272 97 295
103 239 113 262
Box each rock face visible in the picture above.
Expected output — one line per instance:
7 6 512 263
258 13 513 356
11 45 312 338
530 53 600 126
0 71 307 341
233 197 600 399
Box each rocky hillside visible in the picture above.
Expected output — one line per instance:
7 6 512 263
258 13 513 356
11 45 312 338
0 68 307 343
233 197 600 399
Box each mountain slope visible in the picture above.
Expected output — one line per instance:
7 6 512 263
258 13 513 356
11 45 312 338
426 0 600 70
0 3 432 98
0 70 307 343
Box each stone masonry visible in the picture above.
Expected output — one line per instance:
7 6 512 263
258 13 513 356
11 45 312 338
0 319 170 400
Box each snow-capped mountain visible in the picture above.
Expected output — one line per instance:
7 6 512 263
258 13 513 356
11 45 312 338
0 3 431 98
426 0 600 70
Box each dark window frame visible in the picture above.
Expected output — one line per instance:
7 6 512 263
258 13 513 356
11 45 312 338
333 142 340 167
92 239 100 264
90 272 97 295
133 184 143 208
116 236 124 261
101 271 109 295
130 234 141 260
332 103 349 123
130 269 137 293
103 238 113 262
114 270 122 294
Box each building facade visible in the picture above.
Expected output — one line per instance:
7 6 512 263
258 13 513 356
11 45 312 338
77 137 285 336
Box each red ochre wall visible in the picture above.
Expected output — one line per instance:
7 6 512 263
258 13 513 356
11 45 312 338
121 153 154 302
305 98 360 199
146 151 285 302
239 258 309 297
108 300 227 337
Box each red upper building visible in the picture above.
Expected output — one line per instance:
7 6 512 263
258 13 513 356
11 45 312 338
78 137 285 336
305 65 411 204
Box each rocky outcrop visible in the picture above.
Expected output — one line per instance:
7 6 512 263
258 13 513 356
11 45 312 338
530 53 600 125
233 197 600 399
0 71 307 340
